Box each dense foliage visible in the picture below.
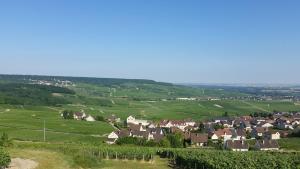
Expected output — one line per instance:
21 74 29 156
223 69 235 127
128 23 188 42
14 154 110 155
62 110 74 119
0 83 74 106
115 137 164 147
15 142 300 169
158 149 300 169
0 133 12 147
0 148 10 169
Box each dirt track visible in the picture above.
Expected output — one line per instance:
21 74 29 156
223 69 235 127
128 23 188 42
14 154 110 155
8 158 38 169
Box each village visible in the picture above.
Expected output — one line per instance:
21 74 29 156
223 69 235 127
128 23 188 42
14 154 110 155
105 112 300 151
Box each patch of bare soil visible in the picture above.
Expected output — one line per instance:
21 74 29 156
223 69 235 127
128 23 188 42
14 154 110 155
7 158 38 169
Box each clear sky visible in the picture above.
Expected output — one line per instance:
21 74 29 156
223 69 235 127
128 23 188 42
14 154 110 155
0 0 299 84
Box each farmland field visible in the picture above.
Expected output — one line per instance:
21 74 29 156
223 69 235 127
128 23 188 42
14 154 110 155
0 75 300 169
0 99 299 143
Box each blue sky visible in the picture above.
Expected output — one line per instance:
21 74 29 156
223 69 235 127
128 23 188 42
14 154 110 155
0 0 299 84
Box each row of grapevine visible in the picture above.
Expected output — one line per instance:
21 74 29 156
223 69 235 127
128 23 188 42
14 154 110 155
14 141 300 168
15 142 157 162
158 149 300 169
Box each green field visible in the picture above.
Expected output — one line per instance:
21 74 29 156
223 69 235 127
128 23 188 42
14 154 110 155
0 99 299 143
0 74 299 166
0 105 113 143
63 99 300 120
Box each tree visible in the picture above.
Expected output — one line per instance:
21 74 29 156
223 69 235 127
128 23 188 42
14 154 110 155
223 112 229 117
167 133 184 148
197 122 205 133
62 110 74 119
95 115 105 122
0 133 12 147
214 123 224 130
159 138 171 147
0 148 10 169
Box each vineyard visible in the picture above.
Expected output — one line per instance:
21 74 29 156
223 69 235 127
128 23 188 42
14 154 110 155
158 149 300 169
13 142 300 169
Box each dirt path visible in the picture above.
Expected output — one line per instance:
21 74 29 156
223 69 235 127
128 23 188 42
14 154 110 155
8 158 38 169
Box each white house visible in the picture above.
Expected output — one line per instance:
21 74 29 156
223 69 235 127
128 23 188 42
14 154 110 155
271 131 281 140
106 132 119 144
126 116 149 126
255 139 279 151
209 133 219 141
261 122 274 128
73 112 87 120
225 140 249 151
85 115 95 122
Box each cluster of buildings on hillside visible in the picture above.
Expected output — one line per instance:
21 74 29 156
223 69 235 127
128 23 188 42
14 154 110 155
61 111 96 122
107 112 300 151
29 79 75 87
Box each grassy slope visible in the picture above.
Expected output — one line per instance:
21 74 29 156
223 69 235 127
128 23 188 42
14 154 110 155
63 99 300 121
0 105 113 143
8 148 73 169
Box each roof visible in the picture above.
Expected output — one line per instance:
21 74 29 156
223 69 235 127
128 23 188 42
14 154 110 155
256 139 279 149
128 123 145 131
147 128 163 134
74 112 84 117
116 130 130 138
131 130 149 138
214 128 232 137
153 134 164 142
190 133 208 143
254 127 268 133
236 129 246 137
170 127 184 134
226 140 249 150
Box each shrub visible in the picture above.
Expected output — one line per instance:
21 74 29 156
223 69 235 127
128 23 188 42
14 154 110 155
0 149 10 169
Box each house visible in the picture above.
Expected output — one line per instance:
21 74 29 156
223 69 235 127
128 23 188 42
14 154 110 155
241 120 252 131
126 116 149 126
85 115 95 122
73 112 87 120
209 133 219 141
275 119 294 130
184 119 196 127
128 123 146 131
214 117 231 123
225 140 249 151
147 128 165 141
152 133 164 142
131 130 150 140
255 139 279 151
161 120 188 130
251 127 268 138
106 114 120 123
221 120 234 128
271 131 280 140
265 131 281 140
231 129 246 140
213 128 233 141
106 131 119 144
190 133 208 147
147 122 157 128
147 127 164 135
259 122 274 128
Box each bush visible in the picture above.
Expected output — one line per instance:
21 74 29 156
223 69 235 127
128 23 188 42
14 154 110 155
0 133 12 147
0 149 10 169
